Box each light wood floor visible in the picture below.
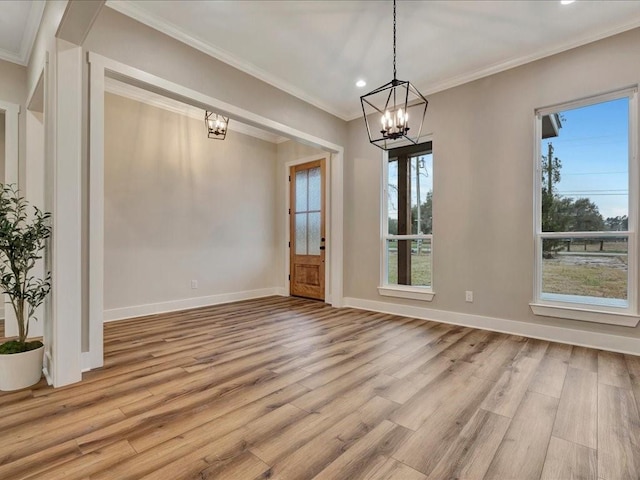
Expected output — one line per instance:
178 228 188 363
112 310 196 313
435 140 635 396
1 296 639 479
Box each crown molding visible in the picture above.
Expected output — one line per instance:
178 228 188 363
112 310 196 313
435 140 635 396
0 1 45 66
104 77 288 144
345 17 640 121
21 1 45 65
105 0 351 121
107 1 640 123
0 47 24 66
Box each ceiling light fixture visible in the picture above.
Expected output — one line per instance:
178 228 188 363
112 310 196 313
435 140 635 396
560 0 575 4
356 80 367 88
205 111 229 140
360 0 428 150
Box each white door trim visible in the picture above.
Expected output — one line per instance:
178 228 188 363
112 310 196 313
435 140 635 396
86 52 344 370
0 100 19 329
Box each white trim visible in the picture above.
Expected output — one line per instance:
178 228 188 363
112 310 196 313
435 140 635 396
0 100 20 337
104 77 288 144
87 52 345 370
533 112 543 304
104 1 350 121
87 56 105 370
284 153 331 301
530 303 639 327
0 100 20 186
380 138 435 292
629 89 639 317
103 288 285 323
0 1 45 66
539 231 633 239
42 350 53 385
533 88 639 322
378 286 435 301
344 297 640 356
20 1 45 66
535 86 638 117
51 39 83 387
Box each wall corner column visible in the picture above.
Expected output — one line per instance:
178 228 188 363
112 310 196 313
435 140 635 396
51 38 83 387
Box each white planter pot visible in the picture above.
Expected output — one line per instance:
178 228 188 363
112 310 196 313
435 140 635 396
0 345 44 391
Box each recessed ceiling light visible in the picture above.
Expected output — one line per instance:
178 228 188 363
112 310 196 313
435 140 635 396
356 80 367 88
560 0 575 4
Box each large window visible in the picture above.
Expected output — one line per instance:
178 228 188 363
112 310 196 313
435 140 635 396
533 89 638 325
380 142 434 300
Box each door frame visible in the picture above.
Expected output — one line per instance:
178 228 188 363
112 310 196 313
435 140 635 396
86 52 344 372
285 153 331 302
0 99 19 330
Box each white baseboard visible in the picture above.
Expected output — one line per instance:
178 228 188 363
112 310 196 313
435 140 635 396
274 287 288 297
104 287 286 322
343 297 640 356
43 350 53 386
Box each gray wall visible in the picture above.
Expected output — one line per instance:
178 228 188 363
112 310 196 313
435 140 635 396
104 93 279 311
84 6 640 343
345 27 640 339
0 58 27 104
85 7 347 149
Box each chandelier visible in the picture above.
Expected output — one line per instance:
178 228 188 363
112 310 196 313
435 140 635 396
205 111 229 140
360 0 428 150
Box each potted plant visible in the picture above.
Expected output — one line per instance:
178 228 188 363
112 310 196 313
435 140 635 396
0 184 51 391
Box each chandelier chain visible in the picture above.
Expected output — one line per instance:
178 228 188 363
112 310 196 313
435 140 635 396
393 0 397 80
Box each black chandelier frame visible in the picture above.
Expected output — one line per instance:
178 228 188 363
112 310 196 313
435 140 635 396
360 0 428 151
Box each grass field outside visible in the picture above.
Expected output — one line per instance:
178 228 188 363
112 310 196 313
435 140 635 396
387 242 627 299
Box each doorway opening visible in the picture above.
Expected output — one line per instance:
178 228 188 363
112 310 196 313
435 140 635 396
289 158 326 301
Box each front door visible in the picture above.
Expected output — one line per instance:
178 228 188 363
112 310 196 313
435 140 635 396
290 159 325 300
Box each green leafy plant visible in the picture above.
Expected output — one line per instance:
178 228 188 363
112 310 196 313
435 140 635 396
0 184 51 353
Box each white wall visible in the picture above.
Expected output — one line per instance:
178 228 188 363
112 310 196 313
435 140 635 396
345 27 640 347
25 110 45 336
0 58 27 193
104 93 279 318
0 58 28 328
0 113 4 184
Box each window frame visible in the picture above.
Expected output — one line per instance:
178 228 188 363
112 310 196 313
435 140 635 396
379 139 435 301
531 88 640 326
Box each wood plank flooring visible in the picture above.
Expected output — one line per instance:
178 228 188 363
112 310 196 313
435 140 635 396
1 296 639 479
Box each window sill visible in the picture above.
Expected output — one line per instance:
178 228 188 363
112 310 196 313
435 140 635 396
378 286 435 302
529 302 640 327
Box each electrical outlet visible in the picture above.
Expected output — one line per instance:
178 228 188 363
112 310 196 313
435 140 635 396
191 280 198 289
465 290 473 302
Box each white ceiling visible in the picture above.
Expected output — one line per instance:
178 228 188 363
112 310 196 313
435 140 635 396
106 0 640 121
0 1 44 66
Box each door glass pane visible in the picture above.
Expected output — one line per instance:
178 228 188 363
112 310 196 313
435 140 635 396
295 213 307 255
308 167 321 211
295 170 308 212
308 212 321 255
